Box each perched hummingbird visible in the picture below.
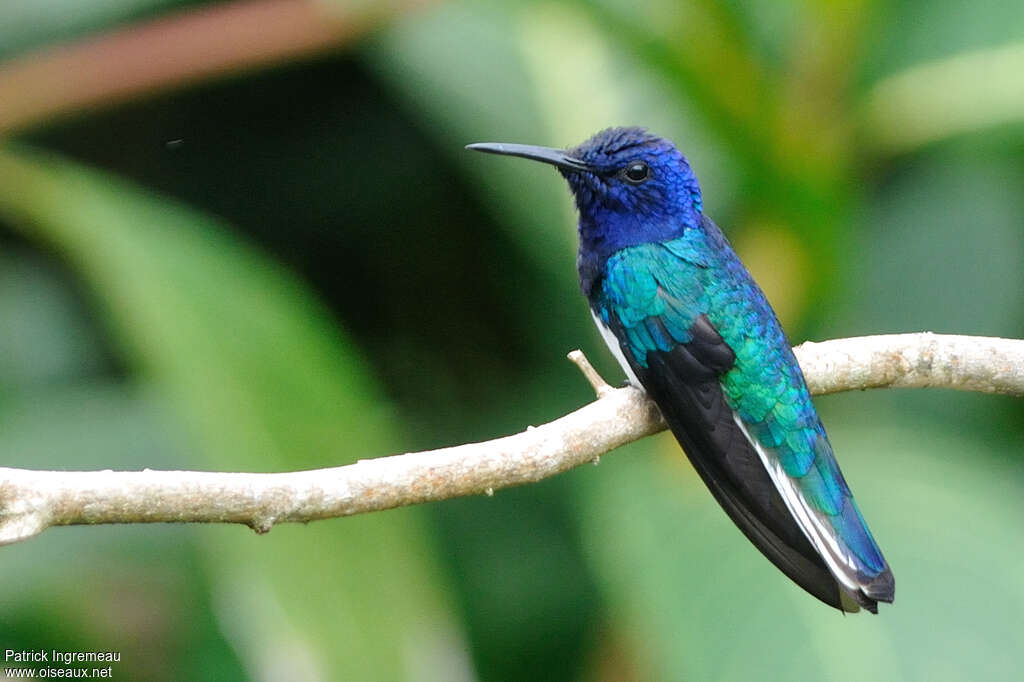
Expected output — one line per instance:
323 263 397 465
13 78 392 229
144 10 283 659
468 127 893 613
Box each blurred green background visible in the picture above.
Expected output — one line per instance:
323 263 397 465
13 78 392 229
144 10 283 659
1 0 1022 680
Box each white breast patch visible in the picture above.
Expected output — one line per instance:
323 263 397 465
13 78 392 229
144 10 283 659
590 310 643 389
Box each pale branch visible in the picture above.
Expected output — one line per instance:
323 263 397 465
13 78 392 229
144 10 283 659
567 349 614 397
795 333 1024 396
1 333 1021 547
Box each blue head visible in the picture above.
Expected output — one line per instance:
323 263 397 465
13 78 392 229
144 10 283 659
468 127 704 294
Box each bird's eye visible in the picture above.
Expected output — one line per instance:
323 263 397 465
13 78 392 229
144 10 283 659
621 161 650 183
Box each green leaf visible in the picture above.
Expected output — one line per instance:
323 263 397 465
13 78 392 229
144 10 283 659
0 145 467 680
363 2 576 279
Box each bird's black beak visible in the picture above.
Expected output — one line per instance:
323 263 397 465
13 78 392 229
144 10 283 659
465 142 592 172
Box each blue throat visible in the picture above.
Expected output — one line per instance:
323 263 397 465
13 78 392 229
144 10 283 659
573 185 703 298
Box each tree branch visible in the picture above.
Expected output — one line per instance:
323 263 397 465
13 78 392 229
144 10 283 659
796 333 1024 395
2 333 1021 546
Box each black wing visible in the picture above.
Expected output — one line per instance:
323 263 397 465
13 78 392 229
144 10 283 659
613 313 865 612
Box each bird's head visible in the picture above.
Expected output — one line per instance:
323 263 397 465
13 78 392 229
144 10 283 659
468 127 704 250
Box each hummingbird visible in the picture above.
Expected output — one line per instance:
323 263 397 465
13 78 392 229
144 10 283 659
467 127 893 613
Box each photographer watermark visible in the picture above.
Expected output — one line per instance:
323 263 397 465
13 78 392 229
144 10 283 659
4 650 121 678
